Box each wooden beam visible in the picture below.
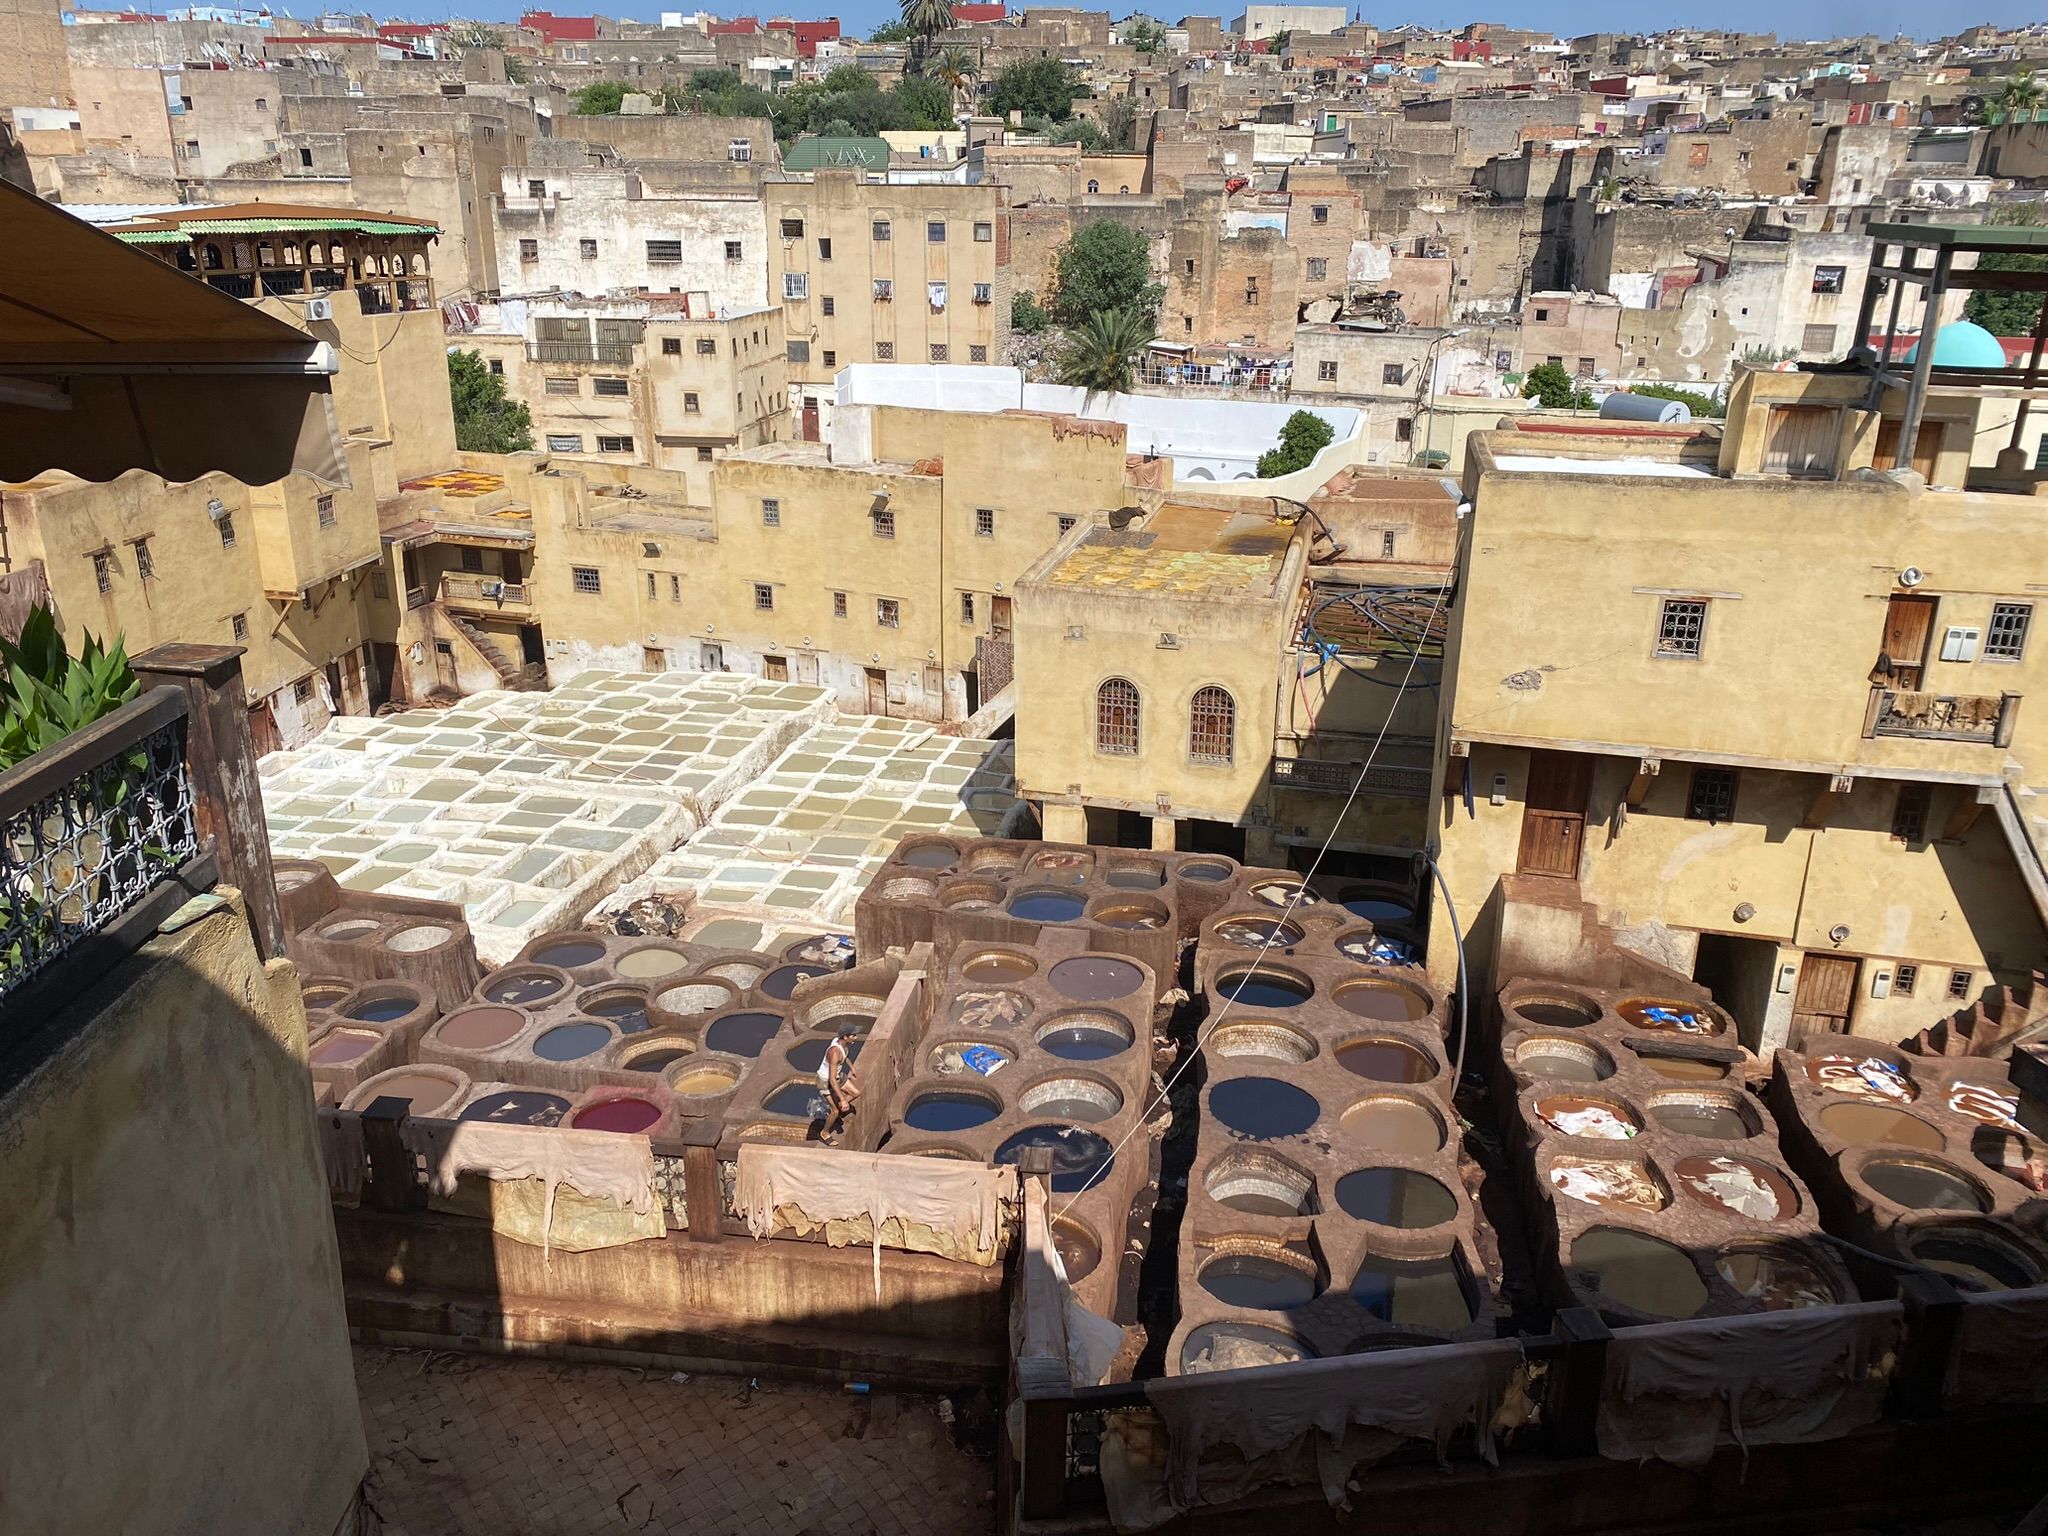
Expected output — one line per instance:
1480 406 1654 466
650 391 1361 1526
1625 757 1660 809
1941 783 2001 842
1803 774 1853 830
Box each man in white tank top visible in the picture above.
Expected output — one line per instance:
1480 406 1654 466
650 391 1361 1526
819 1027 862 1141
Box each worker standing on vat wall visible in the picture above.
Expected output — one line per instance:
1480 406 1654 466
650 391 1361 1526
820 1028 862 1141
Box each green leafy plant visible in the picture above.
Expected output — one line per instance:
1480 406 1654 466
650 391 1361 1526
1628 383 1725 418
1522 360 1593 410
1122 17 1166 53
989 59 1084 122
0 606 140 770
1255 410 1335 478
1053 306 1155 398
1049 220 1164 325
448 350 534 454
1965 204 2047 335
1011 291 1051 333
900 0 955 70
572 80 629 115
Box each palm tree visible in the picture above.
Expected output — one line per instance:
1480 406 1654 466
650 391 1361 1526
1053 307 1155 399
930 43 977 109
900 0 955 73
1996 69 2044 124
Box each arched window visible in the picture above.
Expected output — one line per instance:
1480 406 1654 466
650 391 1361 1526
1189 686 1235 765
1096 677 1139 755
1087 179 1099 193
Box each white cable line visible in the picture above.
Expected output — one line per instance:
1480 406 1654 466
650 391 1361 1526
1050 570 1454 1223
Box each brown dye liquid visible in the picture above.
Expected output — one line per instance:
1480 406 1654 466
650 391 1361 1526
1351 1254 1474 1329
309 1030 379 1065
482 971 565 1005
1639 1055 1731 1083
1515 1001 1597 1029
1672 1155 1796 1220
1341 1099 1443 1153
1648 1100 1751 1140
1818 1101 1944 1149
1199 1254 1317 1311
362 1072 458 1115
435 1006 526 1051
963 952 1036 984
1517 1045 1612 1083
615 948 690 980
1336 1038 1435 1083
1049 956 1143 1002
1093 904 1166 930
1335 982 1429 1022
670 1066 739 1097
1572 1228 1708 1318
1105 865 1165 890
1716 1250 1836 1309
1052 1218 1101 1281
1861 1159 1989 1212
1538 1096 1642 1140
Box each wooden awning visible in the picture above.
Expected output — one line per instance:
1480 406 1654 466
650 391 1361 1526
0 181 346 486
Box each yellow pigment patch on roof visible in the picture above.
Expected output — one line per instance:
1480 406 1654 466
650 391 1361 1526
401 469 506 498
1045 502 1294 597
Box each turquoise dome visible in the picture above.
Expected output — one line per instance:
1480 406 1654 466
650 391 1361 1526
1904 321 2008 369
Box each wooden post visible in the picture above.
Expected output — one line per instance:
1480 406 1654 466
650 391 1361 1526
682 1120 725 1243
133 642 286 960
360 1097 427 1214
1895 1271 1964 1417
1543 1306 1612 1457
1015 1149 1070 1522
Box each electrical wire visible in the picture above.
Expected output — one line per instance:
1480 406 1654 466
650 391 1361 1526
1051 570 1455 1224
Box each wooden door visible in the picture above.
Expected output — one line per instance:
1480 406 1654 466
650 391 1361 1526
1876 417 1941 480
801 397 820 442
763 654 788 681
1762 405 1837 478
1792 953 1860 1038
865 666 889 716
642 646 666 672
1516 750 1593 878
990 595 1013 638
794 652 819 685
1882 594 1937 689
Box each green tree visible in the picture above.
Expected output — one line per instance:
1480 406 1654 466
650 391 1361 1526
1101 94 1138 150
895 74 955 129
989 58 1083 121
822 62 874 92
1627 383 1725 418
1522 360 1593 410
1049 220 1163 325
572 79 628 115
1992 68 2044 124
1255 410 1334 478
1268 28 1290 52
1011 290 1050 333
928 42 978 108
448 351 534 454
868 18 915 42
900 0 955 69
1964 205 2047 335
1053 307 1155 397
1122 16 1166 52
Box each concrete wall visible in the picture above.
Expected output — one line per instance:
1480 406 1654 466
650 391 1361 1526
0 894 366 1533
0 0 71 112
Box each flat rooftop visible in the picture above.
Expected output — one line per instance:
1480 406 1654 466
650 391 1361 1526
1042 503 1295 598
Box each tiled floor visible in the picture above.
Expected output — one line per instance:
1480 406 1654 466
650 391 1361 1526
355 1346 995 1535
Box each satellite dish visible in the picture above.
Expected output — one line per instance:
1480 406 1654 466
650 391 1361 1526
1898 566 1924 588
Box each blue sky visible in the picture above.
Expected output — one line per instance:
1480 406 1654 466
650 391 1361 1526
377 0 2040 47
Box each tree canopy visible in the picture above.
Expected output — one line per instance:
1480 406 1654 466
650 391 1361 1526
989 59 1084 122
1255 410 1334 478
571 79 628 115
448 351 534 454
1053 307 1154 397
1522 360 1593 410
1629 383 1725 418
1048 220 1163 326
1121 17 1166 52
1964 206 2046 336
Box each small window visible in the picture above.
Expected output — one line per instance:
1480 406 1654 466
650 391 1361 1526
728 138 751 162
973 282 993 305
1381 530 1396 557
724 241 743 262
571 565 602 594
873 279 894 302
762 498 781 525
547 433 584 452
460 547 484 573
1189 685 1234 764
974 508 995 537
1087 179 1099 193
1948 969 1974 1001
970 345 987 362
670 574 681 602
930 344 949 363
579 237 597 259
255 96 267 109
1893 964 1918 997
833 591 848 618
1811 264 1846 294
518 238 538 262
1987 602 2032 661
783 272 809 300
662 336 681 355
754 582 775 611
822 295 836 316
960 590 976 624
696 336 718 355
1312 204 1330 223
294 677 315 706
818 237 833 259
873 507 896 538
216 511 236 549
787 340 810 363
927 220 946 243
823 349 837 368
683 391 700 412
876 597 900 628
1686 767 1738 824
131 538 154 581
598 435 634 453
1058 514 1077 534
593 376 629 396
1183 259 1195 277
780 216 805 239
316 493 336 528
974 221 993 242
647 239 682 263
1316 360 1337 382
1381 362 1403 385
488 358 504 375
872 219 891 241
1576 357 1595 376
1656 598 1707 659
527 178 546 197
1534 306 1549 322
1096 677 1140 755
1306 258 1327 280
230 612 248 642
646 571 656 599
299 147 313 168
1892 783 1931 843
696 446 713 462
545 377 578 395
875 342 894 360
1801 323 1837 355
1395 418 1412 443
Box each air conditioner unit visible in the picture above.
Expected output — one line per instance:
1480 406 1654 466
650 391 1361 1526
306 296 334 322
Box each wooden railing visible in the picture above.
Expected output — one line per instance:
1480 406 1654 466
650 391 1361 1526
438 573 532 611
1865 687 2019 746
526 340 637 365
1270 755 1431 796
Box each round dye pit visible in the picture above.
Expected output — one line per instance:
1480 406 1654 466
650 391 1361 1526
655 982 736 1019
790 1035 867 1074
1204 1150 1314 1217
668 1060 742 1099
310 1029 380 1066
530 936 608 970
1333 1168 1459 1228
1906 1232 2043 1292
925 1039 1007 1077
809 1010 879 1038
1335 1037 1437 1084
1091 898 1168 931
1817 1101 1943 1149
1049 956 1144 1003
461 1090 569 1126
1052 1217 1101 1282
1336 891 1413 923
1028 851 1093 885
1616 997 1720 1035
1036 1012 1133 1061
1511 995 1601 1030
481 969 567 1006
1538 1094 1642 1141
573 1097 664 1134
348 1071 460 1116
1805 1054 1916 1104
703 1012 782 1058
1198 1252 1317 1311
762 1081 826 1119
615 946 692 980
1716 1247 1837 1310
1549 1155 1668 1211
1947 1078 2024 1130
940 881 1003 912
1249 880 1314 909
903 1089 1001 1133
434 1006 527 1052
1340 1096 1445 1154
1636 1052 1731 1083
962 950 1036 984
953 989 1031 1031
583 990 652 1032
1515 1037 1614 1083
1336 931 1418 967
1572 1228 1708 1318
319 918 381 942
533 1022 613 1062
1646 1092 1755 1141
1218 968 1313 1010
898 841 960 870
760 964 832 1000
1673 1154 1797 1220
1105 863 1165 890
1019 1076 1123 1124
386 924 453 954
624 1044 693 1073
343 991 421 1024
1351 1254 1475 1330
1208 1021 1315 1064
880 876 939 902
1333 979 1431 1022
704 960 767 988
1213 917 1304 949
1210 1077 1320 1141
1860 1158 1990 1212
994 1125 1115 1193
1176 860 1233 883
1008 889 1087 923
1179 1321 1313 1375
301 983 351 1010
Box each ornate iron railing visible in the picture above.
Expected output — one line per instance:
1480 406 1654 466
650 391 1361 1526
0 687 203 1003
975 634 1014 696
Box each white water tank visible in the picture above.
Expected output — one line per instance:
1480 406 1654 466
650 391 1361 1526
1600 392 1692 424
